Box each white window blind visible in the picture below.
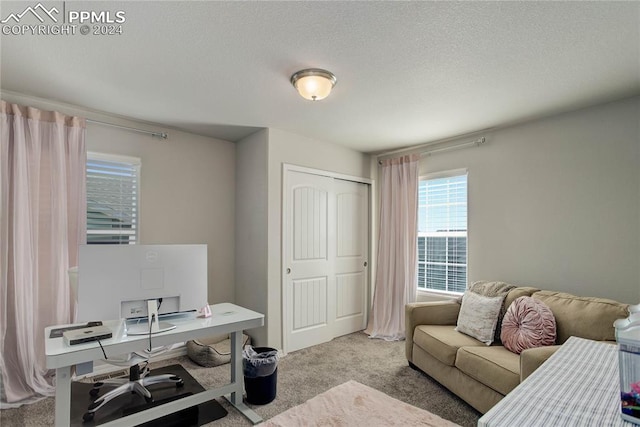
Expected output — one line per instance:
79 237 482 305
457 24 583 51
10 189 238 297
86 153 140 244
417 172 467 293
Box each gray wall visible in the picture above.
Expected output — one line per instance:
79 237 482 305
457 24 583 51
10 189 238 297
87 125 236 304
9 91 636 346
235 128 372 348
266 129 372 349
417 96 639 303
235 129 270 345
3 93 237 304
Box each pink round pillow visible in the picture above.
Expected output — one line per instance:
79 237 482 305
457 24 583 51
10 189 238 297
501 296 556 354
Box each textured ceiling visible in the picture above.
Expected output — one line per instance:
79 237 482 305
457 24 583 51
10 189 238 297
1 1 639 152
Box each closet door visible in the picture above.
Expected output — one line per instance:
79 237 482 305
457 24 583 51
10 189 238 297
284 171 335 352
332 179 368 338
284 171 369 353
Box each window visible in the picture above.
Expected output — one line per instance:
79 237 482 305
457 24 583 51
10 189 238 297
417 172 467 293
86 153 140 244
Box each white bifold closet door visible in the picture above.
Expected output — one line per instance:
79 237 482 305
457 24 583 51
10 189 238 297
284 170 369 353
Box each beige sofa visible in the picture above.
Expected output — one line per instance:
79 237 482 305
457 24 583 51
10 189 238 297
406 287 629 414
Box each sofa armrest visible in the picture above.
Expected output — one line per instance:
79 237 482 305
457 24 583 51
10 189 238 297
405 301 461 362
520 345 561 382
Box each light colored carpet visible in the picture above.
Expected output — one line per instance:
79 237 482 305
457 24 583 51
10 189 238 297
259 380 460 427
0 332 479 426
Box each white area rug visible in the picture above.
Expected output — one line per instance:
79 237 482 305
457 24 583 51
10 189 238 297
259 380 460 426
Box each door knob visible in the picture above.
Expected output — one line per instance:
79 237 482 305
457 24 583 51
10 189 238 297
364 261 368 267
286 268 291 274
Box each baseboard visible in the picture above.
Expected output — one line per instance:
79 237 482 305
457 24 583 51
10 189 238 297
74 344 188 381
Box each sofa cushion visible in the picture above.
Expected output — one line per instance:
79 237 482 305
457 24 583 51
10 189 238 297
532 291 629 343
456 291 505 345
503 287 540 312
455 346 520 396
413 325 486 366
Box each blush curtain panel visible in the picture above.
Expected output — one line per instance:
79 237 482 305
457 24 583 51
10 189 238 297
367 154 419 341
0 101 86 407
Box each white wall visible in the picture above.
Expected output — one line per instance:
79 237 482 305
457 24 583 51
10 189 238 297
2 93 237 304
416 96 639 303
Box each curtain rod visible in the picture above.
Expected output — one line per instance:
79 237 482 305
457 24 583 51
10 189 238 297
422 137 486 157
86 119 168 139
377 137 485 165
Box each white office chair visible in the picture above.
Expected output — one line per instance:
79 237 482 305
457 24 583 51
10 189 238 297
69 267 185 422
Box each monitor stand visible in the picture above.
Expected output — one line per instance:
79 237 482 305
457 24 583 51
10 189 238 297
126 299 176 336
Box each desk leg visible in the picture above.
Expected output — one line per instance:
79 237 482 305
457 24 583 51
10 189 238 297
225 331 262 424
230 330 243 405
54 366 71 426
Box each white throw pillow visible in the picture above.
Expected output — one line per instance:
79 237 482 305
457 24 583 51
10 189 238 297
455 291 505 345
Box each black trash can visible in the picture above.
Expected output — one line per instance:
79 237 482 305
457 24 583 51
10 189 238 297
243 346 278 405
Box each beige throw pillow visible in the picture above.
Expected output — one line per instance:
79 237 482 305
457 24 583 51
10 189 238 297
455 291 505 345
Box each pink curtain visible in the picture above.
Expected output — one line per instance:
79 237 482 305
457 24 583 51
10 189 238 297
367 154 419 341
0 101 86 407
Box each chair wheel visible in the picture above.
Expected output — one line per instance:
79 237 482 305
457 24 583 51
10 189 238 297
177 380 184 388
88 399 103 411
89 388 100 397
145 396 153 403
82 412 94 422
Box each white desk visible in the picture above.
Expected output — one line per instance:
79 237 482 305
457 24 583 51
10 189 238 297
478 337 633 427
45 303 264 427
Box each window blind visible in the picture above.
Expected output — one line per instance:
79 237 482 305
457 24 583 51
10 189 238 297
417 173 467 293
86 155 140 244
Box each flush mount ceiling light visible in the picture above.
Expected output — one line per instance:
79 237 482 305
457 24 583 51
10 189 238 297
290 68 337 101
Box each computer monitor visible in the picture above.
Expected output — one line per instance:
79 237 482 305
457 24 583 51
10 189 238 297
76 244 208 335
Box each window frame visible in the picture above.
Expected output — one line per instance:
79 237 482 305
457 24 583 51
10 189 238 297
416 168 468 296
86 151 141 245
